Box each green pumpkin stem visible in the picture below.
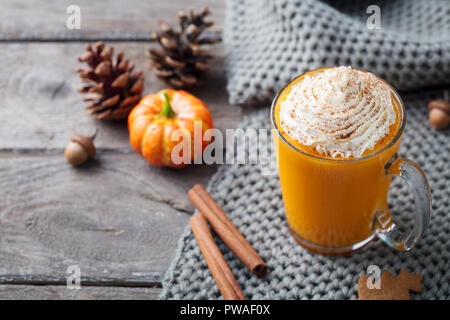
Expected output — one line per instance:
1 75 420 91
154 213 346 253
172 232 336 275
161 91 176 118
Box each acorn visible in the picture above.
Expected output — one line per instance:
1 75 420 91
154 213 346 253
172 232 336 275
64 130 98 166
428 90 450 130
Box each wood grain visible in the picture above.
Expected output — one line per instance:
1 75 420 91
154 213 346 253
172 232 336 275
0 0 224 40
0 0 254 298
0 285 160 300
0 153 216 283
0 42 247 151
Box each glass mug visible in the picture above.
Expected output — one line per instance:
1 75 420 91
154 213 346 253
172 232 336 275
271 68 432 255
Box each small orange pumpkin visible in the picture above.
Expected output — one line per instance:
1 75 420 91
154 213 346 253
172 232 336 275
128 89 213 168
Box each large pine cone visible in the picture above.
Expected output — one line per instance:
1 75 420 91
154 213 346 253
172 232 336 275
147 7 218 88
76 41 144 120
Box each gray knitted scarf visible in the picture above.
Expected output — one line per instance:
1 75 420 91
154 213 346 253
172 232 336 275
224 0 450 105
161 89 450 300
160 0 450 299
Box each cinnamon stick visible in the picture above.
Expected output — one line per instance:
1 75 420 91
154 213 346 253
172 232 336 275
190 213 246 300
188 184 268 277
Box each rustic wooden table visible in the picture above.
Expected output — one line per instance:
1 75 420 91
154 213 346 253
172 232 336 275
0 0 255 299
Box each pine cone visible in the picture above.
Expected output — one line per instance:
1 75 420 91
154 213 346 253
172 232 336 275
147 7 218 88
76 41 144 120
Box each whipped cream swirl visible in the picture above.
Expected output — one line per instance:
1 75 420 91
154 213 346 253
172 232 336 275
279 66 396 158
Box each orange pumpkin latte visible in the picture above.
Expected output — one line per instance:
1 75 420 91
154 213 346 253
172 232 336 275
272 67 403 253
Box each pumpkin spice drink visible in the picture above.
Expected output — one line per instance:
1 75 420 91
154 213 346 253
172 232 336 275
271 67 432 255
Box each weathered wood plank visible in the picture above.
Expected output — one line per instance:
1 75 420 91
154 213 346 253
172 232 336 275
0 153 216 282
0 274 161 287
0 285 160 300
0 0 224 40
0 42 247 151
0 0 244 299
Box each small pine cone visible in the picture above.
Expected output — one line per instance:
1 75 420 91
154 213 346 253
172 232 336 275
147 7 218 88
76 41 144 120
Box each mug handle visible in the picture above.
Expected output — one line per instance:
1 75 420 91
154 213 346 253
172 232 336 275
374 157 432 251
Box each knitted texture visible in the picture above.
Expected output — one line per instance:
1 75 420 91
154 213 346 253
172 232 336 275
160 89 450 300
224 0 450 105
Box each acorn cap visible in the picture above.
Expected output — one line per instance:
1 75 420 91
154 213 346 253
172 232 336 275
428 99 450 116
70 134 96 158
